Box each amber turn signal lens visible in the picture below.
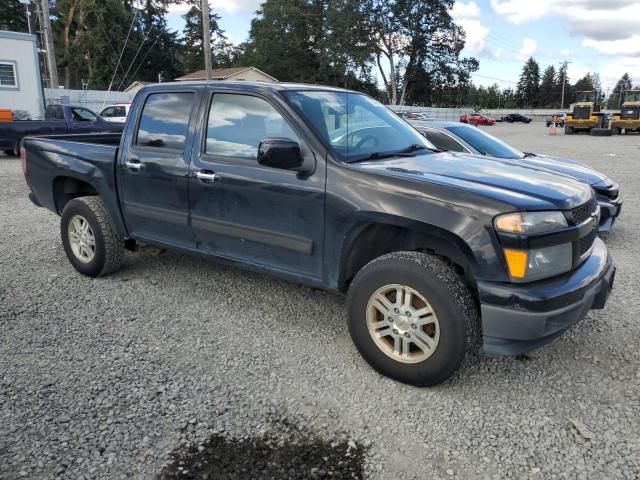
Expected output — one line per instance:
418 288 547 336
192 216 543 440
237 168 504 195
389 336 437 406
503 249 528 279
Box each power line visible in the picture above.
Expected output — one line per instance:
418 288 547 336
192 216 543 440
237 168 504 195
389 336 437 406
470 72 518 85
101 9 138 110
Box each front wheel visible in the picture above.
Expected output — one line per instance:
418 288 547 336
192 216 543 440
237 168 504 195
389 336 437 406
346 251 480 386
60 196 125 277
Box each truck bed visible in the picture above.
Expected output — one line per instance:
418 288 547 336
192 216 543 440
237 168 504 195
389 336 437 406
23 134 122 228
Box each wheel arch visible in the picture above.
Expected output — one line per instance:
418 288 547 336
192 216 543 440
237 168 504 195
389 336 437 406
337 217 479 294
52 175 98 214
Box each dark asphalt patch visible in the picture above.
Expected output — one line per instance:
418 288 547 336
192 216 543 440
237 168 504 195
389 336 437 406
160 426 366 479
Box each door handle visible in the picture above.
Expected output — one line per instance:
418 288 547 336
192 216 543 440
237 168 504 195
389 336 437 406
124 159 142 171
195 170 217 183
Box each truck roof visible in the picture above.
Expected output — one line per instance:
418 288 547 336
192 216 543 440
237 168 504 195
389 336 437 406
139 80 356 94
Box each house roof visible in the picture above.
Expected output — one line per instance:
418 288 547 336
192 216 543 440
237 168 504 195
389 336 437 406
124 81 153 92
175 67 277 82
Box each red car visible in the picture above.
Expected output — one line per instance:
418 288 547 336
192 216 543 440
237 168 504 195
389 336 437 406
460 113 496 126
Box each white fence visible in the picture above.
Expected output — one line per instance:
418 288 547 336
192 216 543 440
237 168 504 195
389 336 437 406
44 88 134 115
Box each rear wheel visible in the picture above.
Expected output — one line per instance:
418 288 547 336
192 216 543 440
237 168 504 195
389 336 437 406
346 251 480 386
60 196 124 277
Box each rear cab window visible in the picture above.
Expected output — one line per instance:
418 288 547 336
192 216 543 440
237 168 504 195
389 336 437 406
420 129 466 152
135 92 195 151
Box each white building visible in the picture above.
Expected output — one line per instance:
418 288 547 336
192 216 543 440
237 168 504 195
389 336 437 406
0 30 45 120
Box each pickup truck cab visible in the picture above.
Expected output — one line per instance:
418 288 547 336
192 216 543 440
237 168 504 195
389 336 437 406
0 104 122 156
23 81 615 386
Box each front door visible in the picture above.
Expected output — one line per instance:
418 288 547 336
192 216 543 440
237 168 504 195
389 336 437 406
117 90 199 247
189 91 326 280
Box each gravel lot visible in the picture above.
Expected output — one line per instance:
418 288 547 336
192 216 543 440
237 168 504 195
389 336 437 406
2 125 640 479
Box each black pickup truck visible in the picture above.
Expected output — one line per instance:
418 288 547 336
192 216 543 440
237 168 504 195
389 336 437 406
22 82 615 386
0 104 122 156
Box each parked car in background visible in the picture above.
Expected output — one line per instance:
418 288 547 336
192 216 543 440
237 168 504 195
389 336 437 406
398 112 437 121
412 120 622 232
545 113 566 128
459 113 496 126
501 113 532 123
99 103 131 123
22 81 615 386
0 104 123 156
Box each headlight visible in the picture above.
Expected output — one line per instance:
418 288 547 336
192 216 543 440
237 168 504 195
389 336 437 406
503 244 573 282
494 211 568 234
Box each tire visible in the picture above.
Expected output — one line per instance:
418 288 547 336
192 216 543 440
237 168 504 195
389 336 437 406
2 149 14 156
590 128 613 137
60 196 124 277
346 251 480 387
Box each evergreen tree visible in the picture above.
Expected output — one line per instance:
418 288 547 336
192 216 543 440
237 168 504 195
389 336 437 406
538 65 555 107
607 73 633 109
515 57 540 107
180 0 228 74
0 0 28 32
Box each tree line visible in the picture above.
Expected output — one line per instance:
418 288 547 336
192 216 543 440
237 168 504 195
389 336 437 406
1 0 478 104
0 0 637 109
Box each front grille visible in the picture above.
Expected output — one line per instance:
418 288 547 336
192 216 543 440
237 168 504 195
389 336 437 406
579 227 597 256
570 197 598 225
573 106 591 119
621 106 640 120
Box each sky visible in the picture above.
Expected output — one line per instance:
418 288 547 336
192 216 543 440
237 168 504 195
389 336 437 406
166 0 640 93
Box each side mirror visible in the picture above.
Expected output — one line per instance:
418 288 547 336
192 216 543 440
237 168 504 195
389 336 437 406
257 138 304 171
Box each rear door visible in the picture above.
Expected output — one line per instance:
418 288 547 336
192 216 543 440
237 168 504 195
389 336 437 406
188 89 326 279
117 89 200 247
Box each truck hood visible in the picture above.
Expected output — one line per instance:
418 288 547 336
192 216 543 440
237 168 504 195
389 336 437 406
352 151 592 210
517 154 607 185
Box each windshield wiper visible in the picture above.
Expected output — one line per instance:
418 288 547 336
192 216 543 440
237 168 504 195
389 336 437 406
523 152 536 157
348 144 433 163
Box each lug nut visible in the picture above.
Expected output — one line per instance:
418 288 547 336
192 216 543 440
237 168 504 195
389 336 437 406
406 312 411 317
394 308 399 313
411 324 417 329
393 329 398 334
388 317 394 323
404 332 410 338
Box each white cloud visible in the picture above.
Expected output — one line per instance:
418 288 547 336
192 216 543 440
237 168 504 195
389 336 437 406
518 38 537 58
451 2 491 57
582 35 640 58
451 1 481 19
560 48 572 57
167 0 263 17
213 0 263 15
490 0 552 25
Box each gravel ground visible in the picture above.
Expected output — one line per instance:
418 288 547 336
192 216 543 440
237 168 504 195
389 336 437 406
1 125 640 479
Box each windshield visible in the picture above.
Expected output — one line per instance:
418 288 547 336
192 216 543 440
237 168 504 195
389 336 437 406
624 91 640 102
576 92 596 103
282 90 436 162
446 125 524 160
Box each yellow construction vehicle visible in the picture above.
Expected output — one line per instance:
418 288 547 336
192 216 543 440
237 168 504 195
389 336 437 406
564 90 606 134
611 89 640 134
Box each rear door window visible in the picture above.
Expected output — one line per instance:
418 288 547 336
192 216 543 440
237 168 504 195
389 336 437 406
136 92 194 151
420 129 466 152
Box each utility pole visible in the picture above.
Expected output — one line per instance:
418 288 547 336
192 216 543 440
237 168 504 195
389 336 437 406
201 0 212 81
40 0 58 88
559 61 571 110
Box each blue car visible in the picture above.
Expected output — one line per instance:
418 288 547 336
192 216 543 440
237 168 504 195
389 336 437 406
412 120 622 232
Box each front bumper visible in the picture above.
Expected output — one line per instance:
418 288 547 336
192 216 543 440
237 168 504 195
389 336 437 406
478 238 614 356
597 198 622 232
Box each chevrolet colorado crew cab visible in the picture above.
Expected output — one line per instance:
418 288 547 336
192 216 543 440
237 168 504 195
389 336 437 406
22 82 615 386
